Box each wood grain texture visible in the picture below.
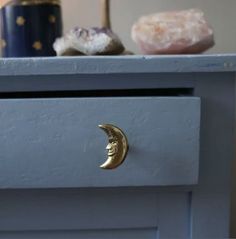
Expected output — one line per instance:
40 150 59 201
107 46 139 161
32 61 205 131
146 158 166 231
0 97 200 189
0 55 236 76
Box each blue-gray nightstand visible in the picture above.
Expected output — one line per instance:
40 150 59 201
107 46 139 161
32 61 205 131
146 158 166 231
0 55 235 238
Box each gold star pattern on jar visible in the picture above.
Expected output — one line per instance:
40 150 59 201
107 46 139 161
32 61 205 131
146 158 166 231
32 41 43 50
49 15 56 24
0 39 7 48
16 16 26 26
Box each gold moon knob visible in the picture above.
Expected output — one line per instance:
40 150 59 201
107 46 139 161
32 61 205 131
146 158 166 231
99 124 129 170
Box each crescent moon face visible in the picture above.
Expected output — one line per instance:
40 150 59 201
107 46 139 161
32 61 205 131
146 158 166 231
99 124 129 169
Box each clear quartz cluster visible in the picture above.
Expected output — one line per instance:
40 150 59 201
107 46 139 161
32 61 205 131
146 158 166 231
131 9 215 54
53 27 124 56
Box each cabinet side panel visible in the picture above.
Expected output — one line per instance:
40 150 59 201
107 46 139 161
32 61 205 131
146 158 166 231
191 74 235 237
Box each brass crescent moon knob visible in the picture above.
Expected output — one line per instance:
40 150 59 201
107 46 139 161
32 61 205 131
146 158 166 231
98 124 129 170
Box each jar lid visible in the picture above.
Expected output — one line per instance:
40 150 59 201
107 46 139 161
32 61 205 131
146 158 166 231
0 0 60 8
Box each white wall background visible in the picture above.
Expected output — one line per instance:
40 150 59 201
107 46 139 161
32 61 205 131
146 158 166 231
61 0 236 54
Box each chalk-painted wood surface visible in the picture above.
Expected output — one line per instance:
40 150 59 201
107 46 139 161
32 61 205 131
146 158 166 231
0 56 235 238
0 230 158 239
0 54 236 76
191 76 235 238
0 97 200 188
0 189 190 238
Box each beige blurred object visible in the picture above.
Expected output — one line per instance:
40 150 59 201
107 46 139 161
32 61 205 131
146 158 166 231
101 0 111 29
0 0 10 7
53 0 125 56
131 8 215 54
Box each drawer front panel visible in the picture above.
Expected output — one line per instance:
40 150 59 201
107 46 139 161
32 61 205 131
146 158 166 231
0 97 200 188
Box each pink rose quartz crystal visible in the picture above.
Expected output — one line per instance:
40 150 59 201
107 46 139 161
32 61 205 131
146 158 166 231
131 9 215 54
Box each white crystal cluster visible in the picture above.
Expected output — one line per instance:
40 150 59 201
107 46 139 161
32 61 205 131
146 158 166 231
53 27 124 56
131 9 215 54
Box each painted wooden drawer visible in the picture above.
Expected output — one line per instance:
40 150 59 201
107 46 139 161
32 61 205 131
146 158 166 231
0 97 200 189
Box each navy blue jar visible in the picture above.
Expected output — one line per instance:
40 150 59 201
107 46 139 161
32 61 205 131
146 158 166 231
0 0 62 57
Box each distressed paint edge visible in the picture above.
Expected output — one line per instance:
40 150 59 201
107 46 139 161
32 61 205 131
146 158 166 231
0 54 236 76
